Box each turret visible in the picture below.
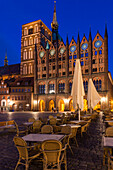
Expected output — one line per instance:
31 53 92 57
88 28 92 76
66 35 69 77
77 32 80 59
51 1 58 45
4 50 8 66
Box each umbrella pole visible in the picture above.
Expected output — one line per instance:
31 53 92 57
78 109 80 121
90 107 92 114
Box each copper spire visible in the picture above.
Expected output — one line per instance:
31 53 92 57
51 1 58 30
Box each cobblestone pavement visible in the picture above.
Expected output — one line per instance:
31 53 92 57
0 112 108 170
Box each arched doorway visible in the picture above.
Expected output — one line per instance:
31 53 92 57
39 100 45 111
49 100 54 111
69 99 75 111
83 99 88 111
93 101 101 110
59 99 65 112
18 103 23 111
12 103 17 111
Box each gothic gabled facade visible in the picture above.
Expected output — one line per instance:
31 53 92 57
0 2 112 112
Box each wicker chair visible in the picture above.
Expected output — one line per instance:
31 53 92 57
13 136 41 170
105 127 113 137
49 115 54 119
60 125 73 154
108 152 113 170
103 127 113 165
28 117 35 122
41 125 53 134
32 120 42 133
41 140 67 170
81 123 89 136
14 121 28 137
49 118 57 126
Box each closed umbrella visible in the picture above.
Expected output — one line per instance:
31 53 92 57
71 59 85 121
87 78 101 113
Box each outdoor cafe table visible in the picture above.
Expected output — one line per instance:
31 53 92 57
0 124 15 130
23 122 33 126
60 124 81 128
60 124 81 147
103 136 113 164
104 120 113 123
104 137 113 148
22 134 65 143
69 120 87 124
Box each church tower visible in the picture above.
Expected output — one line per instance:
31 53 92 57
4 50 8 66
51 1 59 46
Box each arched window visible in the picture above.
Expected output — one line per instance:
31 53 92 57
24 38 27 46
83 80 88 92
93 79 102 91
58 82 65 93
29 37 33 45
24 27 28 35
23 50 27 60
34 24 38 33
39 84 45 94
29 48 33 59
69 82 72 92
23 64 27 75
34 36 38 44
49 83 55 93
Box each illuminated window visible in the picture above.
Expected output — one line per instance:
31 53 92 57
34 24 38 33
24 27 28 35
29 49 33 59
23 50 27 60
49 84 55 93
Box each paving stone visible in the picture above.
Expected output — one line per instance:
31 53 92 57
0 112 108 170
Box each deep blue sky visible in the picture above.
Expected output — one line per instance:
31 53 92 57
0 0 113 76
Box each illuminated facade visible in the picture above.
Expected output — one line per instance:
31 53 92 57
20 2 113 111
0 2 113 111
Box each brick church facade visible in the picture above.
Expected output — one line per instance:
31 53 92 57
0 2 113 111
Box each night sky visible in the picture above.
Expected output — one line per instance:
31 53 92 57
0 0 113 76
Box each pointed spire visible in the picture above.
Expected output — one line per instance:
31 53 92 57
89 27 92 41
66 34 69 46
51 1 58 30
77 32 80 43
4 50 8 66
46 41 49 50
104 24 108 38
97 30 99 33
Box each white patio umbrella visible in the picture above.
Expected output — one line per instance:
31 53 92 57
71 59 85 121
87 78 101 113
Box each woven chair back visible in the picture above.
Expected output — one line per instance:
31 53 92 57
13 136 28 159
106 127 113 137
61 125 71 135
41 125 53 134
49 118 57 125
28 117 35 122
42 140 62 166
